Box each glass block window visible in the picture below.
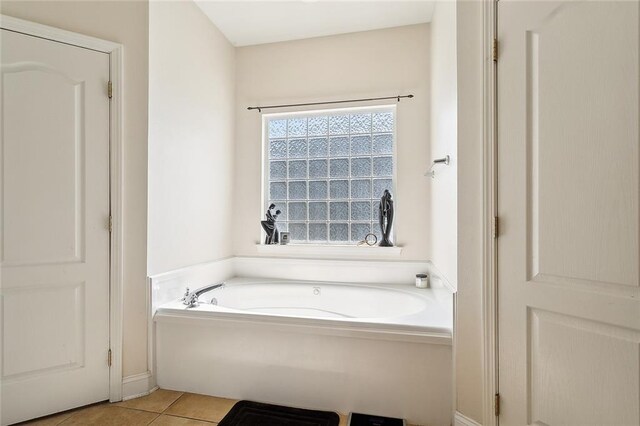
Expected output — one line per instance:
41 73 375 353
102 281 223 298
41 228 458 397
265 107 395 244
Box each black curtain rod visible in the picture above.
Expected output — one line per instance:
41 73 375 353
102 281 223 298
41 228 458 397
247 94 414 112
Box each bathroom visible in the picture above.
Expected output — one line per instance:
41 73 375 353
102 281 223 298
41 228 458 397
151 4 454 424
1 1 639 426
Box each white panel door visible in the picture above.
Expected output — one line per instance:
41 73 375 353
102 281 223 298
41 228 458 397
1 29 110 424
498 1 640 425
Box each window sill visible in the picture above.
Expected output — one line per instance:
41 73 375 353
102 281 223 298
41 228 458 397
255 243 403 259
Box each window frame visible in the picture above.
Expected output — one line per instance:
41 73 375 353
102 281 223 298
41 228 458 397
260 104 398 246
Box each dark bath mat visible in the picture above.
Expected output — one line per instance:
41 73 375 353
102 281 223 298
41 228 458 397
218 400 340 426
347 412 405 426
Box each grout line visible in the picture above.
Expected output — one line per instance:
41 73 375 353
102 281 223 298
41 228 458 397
119 406 173 415
158 412 221 423
160 415 218 425
54 414 74 426
161 392 186 414
146 413 161 425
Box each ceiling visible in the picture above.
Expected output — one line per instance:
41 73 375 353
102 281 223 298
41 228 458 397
194 1 435 47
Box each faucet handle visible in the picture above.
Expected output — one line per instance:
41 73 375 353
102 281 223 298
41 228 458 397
182 287 193 305
182 290 198 307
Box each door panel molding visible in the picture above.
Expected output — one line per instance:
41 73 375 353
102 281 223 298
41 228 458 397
2 63 87 267
2 281 86 380
528 274 639 299
0 14 125 403
524 2 639 292
527 307 640 425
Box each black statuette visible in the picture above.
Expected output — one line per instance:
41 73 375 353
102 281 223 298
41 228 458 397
261 203 281 245
378 190 394 247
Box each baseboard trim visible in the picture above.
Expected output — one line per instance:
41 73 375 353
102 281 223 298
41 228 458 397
454 411 482 426
122 371 156 401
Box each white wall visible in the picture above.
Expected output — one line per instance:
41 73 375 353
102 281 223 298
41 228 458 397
429 1 458 288
148 0 236 276
456 0 485 423
233 24 431 260
0 0 150 378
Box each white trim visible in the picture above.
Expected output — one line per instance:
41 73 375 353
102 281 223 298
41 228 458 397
482 2 499 426
455 411 483 426
0 15 121 53
452 292 458 423
108 39 125 405
1 14 126 403
255 243 402 258
121 372 158 401
146 277 156 400
145 276 158 399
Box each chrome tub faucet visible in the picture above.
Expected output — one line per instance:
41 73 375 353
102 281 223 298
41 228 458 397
182 282 225 308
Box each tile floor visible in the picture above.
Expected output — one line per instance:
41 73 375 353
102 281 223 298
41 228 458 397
19 389 351 426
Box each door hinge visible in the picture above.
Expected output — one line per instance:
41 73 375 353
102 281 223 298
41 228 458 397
107 81 113 99
108 215 113 234
492 38 498 62
495 393 501 416
493 216 499 238
107 349 112 367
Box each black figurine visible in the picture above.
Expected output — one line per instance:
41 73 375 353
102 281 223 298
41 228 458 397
261 203 281 244
378 189 394 247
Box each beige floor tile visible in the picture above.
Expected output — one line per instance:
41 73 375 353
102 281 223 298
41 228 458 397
164 393 237 423
59 405 158 425
150 415 215 425
20 410 76 426
338 413 349 426
115 389 183 413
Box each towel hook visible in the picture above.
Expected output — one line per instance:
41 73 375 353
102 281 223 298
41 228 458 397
425 155 450 178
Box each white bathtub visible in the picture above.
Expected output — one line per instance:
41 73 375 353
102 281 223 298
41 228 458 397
154 278 453 425
158 278 452 334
